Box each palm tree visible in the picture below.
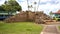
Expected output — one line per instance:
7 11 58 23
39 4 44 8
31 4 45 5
4 1 7 4
37 0 40 11
34 2 37 12
27 0 29 10
30 5 33 10
49 11 53 19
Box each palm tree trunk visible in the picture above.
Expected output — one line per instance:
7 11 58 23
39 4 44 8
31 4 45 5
27 0 29 10
37 0 40 11
34 2 37 12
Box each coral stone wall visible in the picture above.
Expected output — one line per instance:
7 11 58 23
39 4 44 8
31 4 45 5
4 11 52 24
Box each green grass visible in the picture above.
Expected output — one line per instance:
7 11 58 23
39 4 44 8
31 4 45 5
0 22 43 34
59 26 60 30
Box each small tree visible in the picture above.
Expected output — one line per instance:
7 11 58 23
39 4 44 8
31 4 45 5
0 6 5 11
1 0 22 12
49 11 53 19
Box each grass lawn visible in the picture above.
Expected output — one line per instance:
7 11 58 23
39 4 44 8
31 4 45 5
59 26 60 30
0 22 43 34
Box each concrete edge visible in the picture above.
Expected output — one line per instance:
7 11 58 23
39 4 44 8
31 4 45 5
56 26 60 34
40 32 43 34
40 25 47 34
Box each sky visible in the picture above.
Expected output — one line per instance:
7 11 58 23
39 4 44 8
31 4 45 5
0 0 60 15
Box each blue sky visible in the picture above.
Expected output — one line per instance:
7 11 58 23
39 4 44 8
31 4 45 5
0 0 60 15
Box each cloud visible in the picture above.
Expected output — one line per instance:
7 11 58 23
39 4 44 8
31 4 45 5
39 0 60 5
17 0 28 11
0 0 60 15
38 3 60 15
0 0 5 5
17 0 25 2
17 0 60 15
48 0 59 4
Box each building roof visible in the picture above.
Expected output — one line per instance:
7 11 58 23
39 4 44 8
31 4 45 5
53 10 60 14
0 11 16 15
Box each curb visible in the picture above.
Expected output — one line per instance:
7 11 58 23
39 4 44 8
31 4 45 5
56 26 60 34
40 25 47 34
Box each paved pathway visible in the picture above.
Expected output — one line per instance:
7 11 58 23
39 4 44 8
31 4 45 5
41 25 60 34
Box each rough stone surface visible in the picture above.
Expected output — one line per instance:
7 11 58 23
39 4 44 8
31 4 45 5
4 11 51 23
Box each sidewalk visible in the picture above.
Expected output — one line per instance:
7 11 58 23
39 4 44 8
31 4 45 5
40 25 60 34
